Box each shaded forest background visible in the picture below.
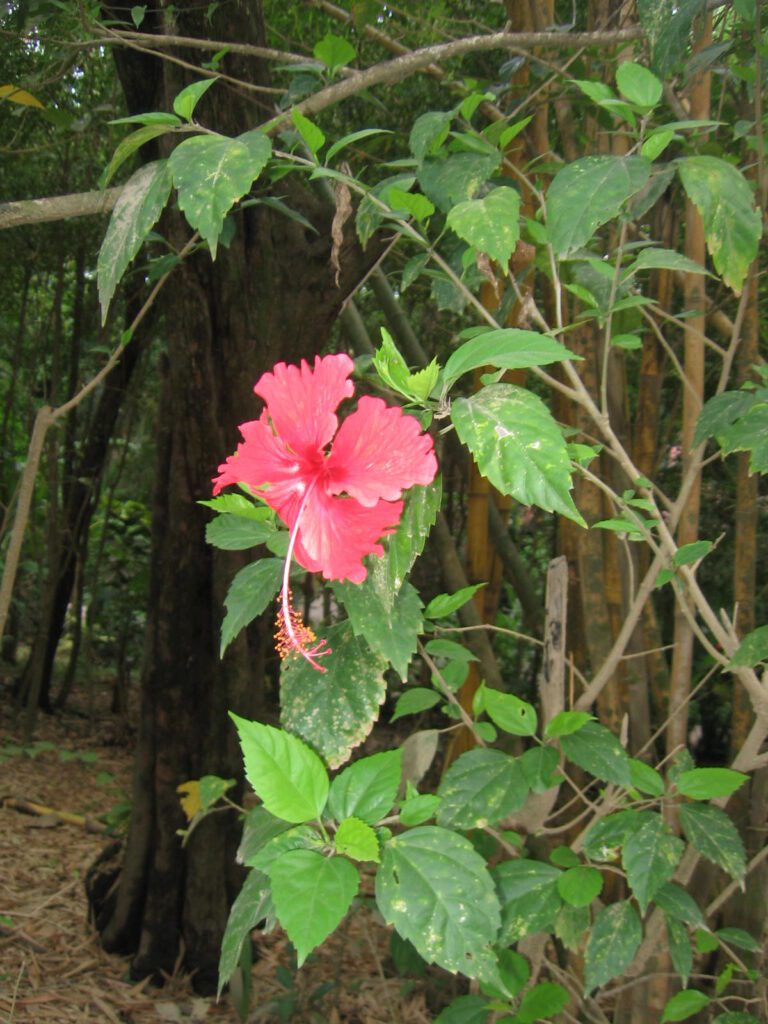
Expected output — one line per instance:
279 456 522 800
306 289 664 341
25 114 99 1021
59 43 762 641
0 1 766 1021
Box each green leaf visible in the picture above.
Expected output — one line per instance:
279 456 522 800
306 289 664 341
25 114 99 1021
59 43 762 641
424 639 478 664
387 186 435 223
678 803 746 882
376 826 501 976
661 990 710 1023
627 247 711 277
628 758 665 797
281 621 388 769
291 108 325 157
434 996 490 1024
109 111 181 127
616 61 663 108
544 711 593 738
729 625 768 668
550 847 579 869
446 186 520 267
219 558 283 656
374 478 442 597
676 768 748 800
424 583 485 619
451 384 584 525
442 329 575 389
333 578 422 678
584 901 642 992
560 721 632 788
719 402 768 474
557 866 603 908
269 850 359 966
335 817 380 862
677 156 762 294
547 156 651 256
437 748 529 829
516 982 570 1024
475 683 537 737
654 883 705 925
313 32 356 73
237 806 292 866
391 687 441 722
583 810 652 861
555 903 589 952
673 540 713 567
712 1015 762 1024
638 0 706 75
622 814 684 912
247 824 324 874
399 793 441 826
101 124 174 188
169 131 272 257
409 110 452 161
666 914 693 987
418 152 501 213
205 516 274 550
326 128 391 163
695 928 720 953
716 927 761 952
198 494 271 520
98 160 173 323
217 869 272 995
230 715 329 824
493 859 561 943
641 129 676 161
197 774 235 811
173 77 217 121
694 389 757 446
520 746 560 792
327 749 402 825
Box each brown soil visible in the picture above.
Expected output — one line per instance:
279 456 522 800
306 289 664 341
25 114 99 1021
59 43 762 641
0 694 451 1023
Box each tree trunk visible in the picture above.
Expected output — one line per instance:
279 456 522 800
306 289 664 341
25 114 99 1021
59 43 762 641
92 2 385 990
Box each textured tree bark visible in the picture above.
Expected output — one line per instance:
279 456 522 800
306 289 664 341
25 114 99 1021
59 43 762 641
91 1 386 991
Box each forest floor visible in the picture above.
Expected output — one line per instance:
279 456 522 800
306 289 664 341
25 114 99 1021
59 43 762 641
0 685 455 1024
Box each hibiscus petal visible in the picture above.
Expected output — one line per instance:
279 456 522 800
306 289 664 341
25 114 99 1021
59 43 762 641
254 353 355 460
325 396 437 506
294 487 404 583
212 414 307 504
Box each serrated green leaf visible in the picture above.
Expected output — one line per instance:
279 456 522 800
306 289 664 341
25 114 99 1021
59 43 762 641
547 155 651 256
198 774 235 811
98 160 173 322
269 850 359 965
677 156 762 294
399 793 441 826
281 621 388 769
729 624 768 668
493 859 561 943
719 402 768 474
219 558 282 656
377 826 500 976
327 749 402 825
583 810 652 861
679 803 746 881
247 824 324 874
335 817 380 862
392 687 441 722
230 715 329 824
661 990 709 1023
666 913 693 987
584 901 642 992
333 578 422 678
169 131 272 256
374 478 441 597
173 77 217 120
676 768 748 800
237 806 292 866
623 815 684 912
418 152 501 213
446 186 520 267
409 110 452 161
205 516 274 549
217 869 271 996
560 721 632 787
437 749 529 829
387 186 435 223
694 389 756 446
520 746 560 792
545 711 594 738
198 494 271 520
452 384 584 524
443 329 575 389
616 61 663 107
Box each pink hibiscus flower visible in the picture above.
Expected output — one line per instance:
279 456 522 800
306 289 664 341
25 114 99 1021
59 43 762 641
213 353 437 671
